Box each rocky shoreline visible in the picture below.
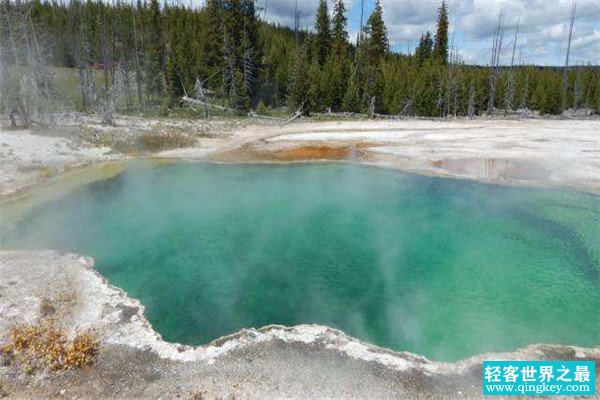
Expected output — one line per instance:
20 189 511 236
1 250 598 398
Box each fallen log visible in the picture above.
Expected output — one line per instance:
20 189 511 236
312 111 364 118
282 102 304 126
181 96 237 112
248 111 286 121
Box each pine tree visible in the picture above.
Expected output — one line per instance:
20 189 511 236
413 66 438 116
289 48 311 111
314 0 331 66
415 31 433 65
342 69 361 112
241 0 258 104
324 0 350 111
363 0 388 64
166 52 183 104
3 0 592 119
146 0 166 102
359 0 388 113
520 73 530 112
433 0 449 65
308 58 323 112
504 70 515 114
202 0 223 92
540 75 562 115
468 82 476 118
331 0 348 56
221 0 257 110
368 68 384 113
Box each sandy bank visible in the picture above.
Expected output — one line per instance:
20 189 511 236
205 118 600 192
1 250 598 398
2 117 599 198
0 115 261 197
0 130 115 197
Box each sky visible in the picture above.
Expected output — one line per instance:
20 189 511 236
253 0 600 66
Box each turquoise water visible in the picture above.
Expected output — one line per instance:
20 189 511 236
2 163 599 361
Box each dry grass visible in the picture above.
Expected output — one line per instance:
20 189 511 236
77 121 212 154
1 322 99 373
15 165 57 179
189 385 207 400
138 131 196 152
37 166 56 179
39 299 56 317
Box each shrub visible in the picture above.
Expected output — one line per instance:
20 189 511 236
255 100 269 115
39 299 56 317
0 322 99 373
138 131 196 152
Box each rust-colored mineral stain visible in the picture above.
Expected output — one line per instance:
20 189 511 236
214 143 372 162
273 146 350 161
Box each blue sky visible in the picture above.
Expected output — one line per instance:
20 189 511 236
257 0 600 66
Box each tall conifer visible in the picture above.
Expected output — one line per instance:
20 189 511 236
314 0 331 66
433 0 449 65
364 0 388 64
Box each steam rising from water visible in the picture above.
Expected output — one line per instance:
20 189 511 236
2 162 599 361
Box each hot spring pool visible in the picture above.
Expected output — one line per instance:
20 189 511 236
2 162 599 361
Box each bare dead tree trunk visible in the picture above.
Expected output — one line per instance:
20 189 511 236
294 0 300 45
221 8 231 107
468 82 476 119
436 74 444 118
573 66 582 110
73 3 101 119
358 0 365 47
510 20 519 68
131 5 145 112
284 101 304 125
504 20 519 116
4 5 30 125
2 3 64 126
520 73 530 115
98 11 113 124
562 0 577 113
115 3 132 111
368 96 376 118
28 10 55 125
242 17 254 99
452 69 459 118
447 30 457 118
194 77 209 118
487 11 504 115
182 96 236 111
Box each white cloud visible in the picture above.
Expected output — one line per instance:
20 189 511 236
571 29 600 50
387 0 600 64
261 0 356 30
247 0 600 64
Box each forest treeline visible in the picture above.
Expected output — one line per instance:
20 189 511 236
1 0 599 124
